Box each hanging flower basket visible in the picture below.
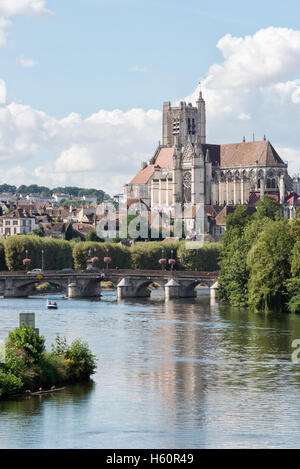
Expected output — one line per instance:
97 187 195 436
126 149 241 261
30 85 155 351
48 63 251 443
91 257 99 265
168 259 176 266
103 257 112 264
158 258 167 265
23 258 31 267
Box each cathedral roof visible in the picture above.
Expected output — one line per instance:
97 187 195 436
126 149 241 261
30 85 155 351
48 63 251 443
218 141 285 167
155 147 175 168
130 164 155 184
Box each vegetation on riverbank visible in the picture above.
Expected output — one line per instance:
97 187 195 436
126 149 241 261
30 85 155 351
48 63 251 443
0 327 97 399
218 197 300 313
0 237 220 272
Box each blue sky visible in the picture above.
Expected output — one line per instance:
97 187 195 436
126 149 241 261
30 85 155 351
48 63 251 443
3 0 300 115
0 0 300 193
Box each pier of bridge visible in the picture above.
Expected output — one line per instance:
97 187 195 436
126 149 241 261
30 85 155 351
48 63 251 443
0 269 218 301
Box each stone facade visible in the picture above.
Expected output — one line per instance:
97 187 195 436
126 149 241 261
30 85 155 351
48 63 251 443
125 89 298 236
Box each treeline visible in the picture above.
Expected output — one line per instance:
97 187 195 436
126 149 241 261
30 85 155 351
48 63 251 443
218 197 300 313
0 237 221 272
0 184 112 203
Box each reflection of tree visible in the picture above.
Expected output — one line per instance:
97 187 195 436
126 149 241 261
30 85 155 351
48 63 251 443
218 306 300 390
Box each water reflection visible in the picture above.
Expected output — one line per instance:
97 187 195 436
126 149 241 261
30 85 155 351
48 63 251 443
1 292 300 448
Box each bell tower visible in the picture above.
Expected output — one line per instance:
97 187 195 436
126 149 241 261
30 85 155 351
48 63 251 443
162 88 206 148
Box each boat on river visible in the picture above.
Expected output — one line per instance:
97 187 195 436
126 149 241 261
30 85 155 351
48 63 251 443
47 298 58 309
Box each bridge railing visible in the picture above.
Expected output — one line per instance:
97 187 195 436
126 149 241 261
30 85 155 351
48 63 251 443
0 269 219 278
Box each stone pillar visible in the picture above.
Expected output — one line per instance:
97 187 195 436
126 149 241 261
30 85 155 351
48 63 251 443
279 175 285 204
165 278 181 300
166 178 169 206
226 179 229 205
68 281 82 298
117 278 150 299
233 178 237 205
210 281 218 305
260 177 265 201
158 178 162 206
241 178 244 204
218 180 222 205
151 180 154 207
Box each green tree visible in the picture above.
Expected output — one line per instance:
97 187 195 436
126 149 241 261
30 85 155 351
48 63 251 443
64 223 76 241
247 220 295 312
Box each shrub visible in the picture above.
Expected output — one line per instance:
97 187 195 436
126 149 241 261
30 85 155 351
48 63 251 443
176 242 221 271
65 339 97 381
0 370 23 398
7 326 45 363
72 242 131 270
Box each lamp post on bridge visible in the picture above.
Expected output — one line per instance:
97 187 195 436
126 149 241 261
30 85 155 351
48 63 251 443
23 249 31 272
41 249 44 271
168 250 176 273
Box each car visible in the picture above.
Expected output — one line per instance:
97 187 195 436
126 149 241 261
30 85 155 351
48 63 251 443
27 269 44 275
56 268 74 273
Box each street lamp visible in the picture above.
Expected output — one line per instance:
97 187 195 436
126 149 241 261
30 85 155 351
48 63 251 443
41 249 44 271
104 249 112 271
168 250 176 272
158 249 167 271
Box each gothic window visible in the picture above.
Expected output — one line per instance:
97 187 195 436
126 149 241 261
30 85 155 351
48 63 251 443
271 178 276 189
173 118 180 135
187 118 191 134
192 118 196 135
183 171 192 203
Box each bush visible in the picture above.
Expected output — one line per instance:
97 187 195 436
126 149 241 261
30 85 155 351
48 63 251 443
7 326 46 363
130 242 181 270
1 328 97 398
65 339 97 381
0 370 23 398
72 242 131 270
176 243 221 271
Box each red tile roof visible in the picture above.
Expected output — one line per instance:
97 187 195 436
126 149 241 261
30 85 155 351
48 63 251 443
219 141 285 167
155 147 174 169
130 164 155 184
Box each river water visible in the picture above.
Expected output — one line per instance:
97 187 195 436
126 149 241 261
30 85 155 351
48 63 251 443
1 289 300 449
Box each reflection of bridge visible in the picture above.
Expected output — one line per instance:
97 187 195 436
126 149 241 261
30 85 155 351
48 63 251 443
0 270 219 300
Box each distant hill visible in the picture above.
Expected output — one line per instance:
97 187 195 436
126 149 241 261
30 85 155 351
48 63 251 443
0 184 112 203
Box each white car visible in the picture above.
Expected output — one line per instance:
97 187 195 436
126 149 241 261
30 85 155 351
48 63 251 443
27 269 44 275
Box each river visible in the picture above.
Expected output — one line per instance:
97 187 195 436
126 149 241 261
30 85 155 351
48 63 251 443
1 289 300 449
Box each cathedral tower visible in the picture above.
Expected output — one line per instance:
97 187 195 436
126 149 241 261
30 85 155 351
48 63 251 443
162 90 206 147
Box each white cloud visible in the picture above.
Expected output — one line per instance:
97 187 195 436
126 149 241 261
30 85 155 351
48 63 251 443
0 16 10 46
17 56 38 68
0 0 51 47
129 65 148 73
0 79 6 103
0 0 52 17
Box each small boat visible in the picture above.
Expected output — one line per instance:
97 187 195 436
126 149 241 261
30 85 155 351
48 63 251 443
47 298 58 309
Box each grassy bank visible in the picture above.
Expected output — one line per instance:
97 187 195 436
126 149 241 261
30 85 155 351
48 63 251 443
0 327 97 400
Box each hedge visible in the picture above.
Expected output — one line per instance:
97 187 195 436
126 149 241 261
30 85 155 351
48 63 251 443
0 237 221 272
72 242 131 270
4 236 73 271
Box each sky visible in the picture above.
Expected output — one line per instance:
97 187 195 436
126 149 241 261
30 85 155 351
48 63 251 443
0 0 300 195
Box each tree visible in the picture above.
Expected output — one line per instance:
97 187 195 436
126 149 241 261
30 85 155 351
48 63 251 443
247 220 295 312
64 223 76 241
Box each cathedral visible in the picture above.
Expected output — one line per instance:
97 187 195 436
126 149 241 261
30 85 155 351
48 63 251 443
124 89 299 238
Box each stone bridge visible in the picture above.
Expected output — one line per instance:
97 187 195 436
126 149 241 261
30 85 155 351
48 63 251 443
0 269 219 300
